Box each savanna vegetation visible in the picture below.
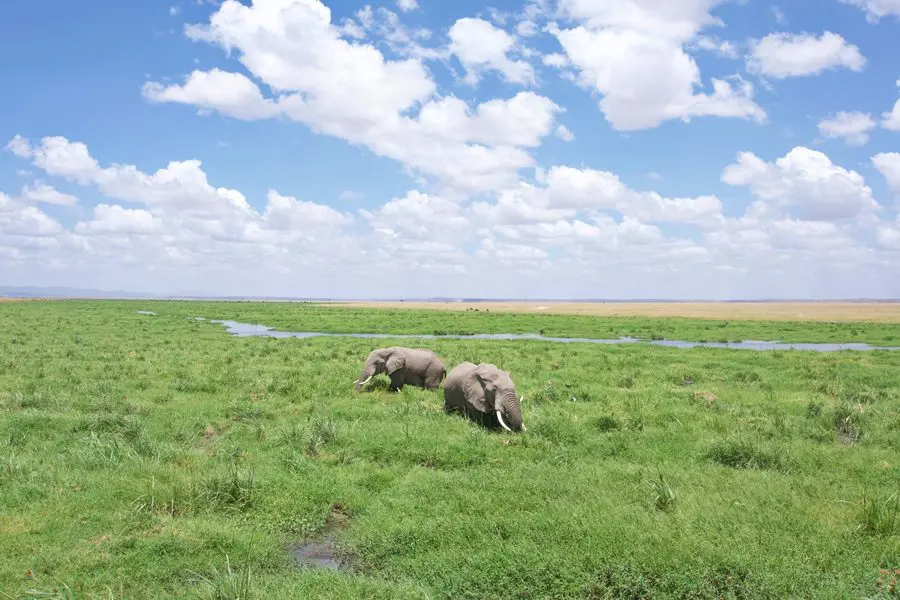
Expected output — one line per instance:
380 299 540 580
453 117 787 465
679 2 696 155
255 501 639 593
1 299 898 599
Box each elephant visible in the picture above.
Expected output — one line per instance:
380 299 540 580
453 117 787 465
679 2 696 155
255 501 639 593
353 346 446 392
443 361 526 432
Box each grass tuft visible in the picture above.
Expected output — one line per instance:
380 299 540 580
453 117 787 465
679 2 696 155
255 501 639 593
859 491 900 537
646 471 677 512
187 555 253 600
705 438 785 471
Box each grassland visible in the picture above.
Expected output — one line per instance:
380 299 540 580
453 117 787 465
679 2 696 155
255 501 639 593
1 299 899 599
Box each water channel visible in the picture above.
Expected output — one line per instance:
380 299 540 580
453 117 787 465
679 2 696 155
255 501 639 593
186 316 900 352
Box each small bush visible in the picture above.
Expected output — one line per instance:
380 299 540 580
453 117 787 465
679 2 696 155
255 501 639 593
705 439 784 471
805 400 824 418
593 415 620 432
833 404 863 444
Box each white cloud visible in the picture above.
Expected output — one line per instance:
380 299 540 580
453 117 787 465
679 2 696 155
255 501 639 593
542 53 568 68
548 10 766 131
0 193 64 239
75 204 163 236
339 190 365 202
817 111 876 146
746 32 866 79
877 218 900 250
7 134 357 270
872 152 900 194
840 0 900 22
555 124 575 141
471 164 725 229
360 190 470 241
20 182 79 205
4 132 900 298
557 0 725 42
883 80 900 131
143 69 281 120
721 146 880 221
140 0 562 195
690 35 740 59
448 17 535 86
771 6 787 24
396 0 418 12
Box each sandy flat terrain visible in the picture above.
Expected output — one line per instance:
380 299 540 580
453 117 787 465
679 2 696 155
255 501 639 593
326 301 900 323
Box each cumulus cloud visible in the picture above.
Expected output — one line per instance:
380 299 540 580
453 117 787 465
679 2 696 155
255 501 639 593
140 0 561 196
4 132 900 298
143 69 282 120
872 152 900 194
75 204 163 236
20 182 79 206
546 1 766 131
883 80 900 131
5 134 357 274
448 17 535 86
746 32 866 79
817 111 876 146
721 146 880 221
840 0 900 22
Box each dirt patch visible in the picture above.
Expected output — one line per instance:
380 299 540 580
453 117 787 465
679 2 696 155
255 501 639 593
288 503 353 571
323 301 900 323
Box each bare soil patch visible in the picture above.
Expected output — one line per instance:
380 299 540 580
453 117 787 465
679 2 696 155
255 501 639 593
326 301 900 323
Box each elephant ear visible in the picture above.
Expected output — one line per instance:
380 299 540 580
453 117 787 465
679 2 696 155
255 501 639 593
472 364 501 392
464 367 490 412
385 354 406 374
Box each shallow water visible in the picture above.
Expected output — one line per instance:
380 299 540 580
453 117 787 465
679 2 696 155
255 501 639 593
289 507 351 571
200 318 900 352
290 536 345 570
135 310 157 315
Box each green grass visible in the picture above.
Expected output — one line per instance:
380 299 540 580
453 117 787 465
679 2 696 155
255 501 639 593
0 299 898 599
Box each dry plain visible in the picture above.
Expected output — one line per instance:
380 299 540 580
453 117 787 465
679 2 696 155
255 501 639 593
329 300 900 323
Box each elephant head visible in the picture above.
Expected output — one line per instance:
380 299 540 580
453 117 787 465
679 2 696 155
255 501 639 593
463 363 526 432
354 347 395 392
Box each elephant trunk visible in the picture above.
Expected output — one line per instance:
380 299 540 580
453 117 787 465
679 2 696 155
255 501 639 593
354 363 375 391
497 391 524 431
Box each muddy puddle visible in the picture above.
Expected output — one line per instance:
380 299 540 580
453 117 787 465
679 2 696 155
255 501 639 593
289 505 352 571
198 318 900 353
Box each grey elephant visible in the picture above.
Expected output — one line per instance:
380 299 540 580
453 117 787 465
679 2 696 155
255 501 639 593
443 361 526 432
353 346 447 392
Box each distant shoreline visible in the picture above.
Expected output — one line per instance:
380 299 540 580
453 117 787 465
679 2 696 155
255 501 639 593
4 295 900 322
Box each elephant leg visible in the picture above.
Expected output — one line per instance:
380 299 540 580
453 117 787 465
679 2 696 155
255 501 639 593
424 364 444 389
388 370 406 392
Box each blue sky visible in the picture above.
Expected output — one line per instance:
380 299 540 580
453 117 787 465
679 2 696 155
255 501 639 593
1 0 899 299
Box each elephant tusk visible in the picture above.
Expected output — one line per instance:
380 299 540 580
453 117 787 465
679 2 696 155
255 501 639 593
496 410 513 432
356 375 373 386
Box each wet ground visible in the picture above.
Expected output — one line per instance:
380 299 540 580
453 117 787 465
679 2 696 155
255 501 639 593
288 505 352 571
190 317 900 352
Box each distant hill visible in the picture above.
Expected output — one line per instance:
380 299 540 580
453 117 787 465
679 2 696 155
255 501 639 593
0 286 153 299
